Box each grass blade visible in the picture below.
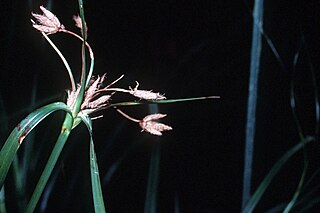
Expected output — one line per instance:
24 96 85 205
283 157 308 212
283 49 309 213
106 96 220 109
0 102 71 188
242 0 264 208
242 136 314 213
26 114 73 213
80 114 106 213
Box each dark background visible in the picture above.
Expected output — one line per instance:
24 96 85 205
1 0 320 212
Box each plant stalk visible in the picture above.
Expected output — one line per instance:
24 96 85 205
242 0 264 209
26 115 73 213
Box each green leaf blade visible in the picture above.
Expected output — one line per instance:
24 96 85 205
0 102 72 188
26 114 73 213
242 137 314 213
79 115 106 213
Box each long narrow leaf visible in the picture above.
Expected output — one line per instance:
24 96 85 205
242 0 264 208
105 96 219 109
242 137 314 213
26 114 73 213
283 161 308 212
79 114 106 213
284 55 309 212
0 102 71 188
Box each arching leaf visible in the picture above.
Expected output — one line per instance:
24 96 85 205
0 102 72 187
79 114 106 213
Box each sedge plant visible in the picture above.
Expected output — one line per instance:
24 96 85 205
0 1 219 212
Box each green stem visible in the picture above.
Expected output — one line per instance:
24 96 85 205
242 0 264 208
73 0 87 116
26 115 73 213
61 29 95 87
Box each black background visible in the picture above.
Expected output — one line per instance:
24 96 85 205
1 0 320 212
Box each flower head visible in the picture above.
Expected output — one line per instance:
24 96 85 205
129 81 166 100
139 114 172 136
67 75 113 116
115 109 172 136
66 73 172 136
31 6 64 34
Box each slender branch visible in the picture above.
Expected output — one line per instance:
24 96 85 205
31 19 75 90
115 108 140 123
60 29 95 87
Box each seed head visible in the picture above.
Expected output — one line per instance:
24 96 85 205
139 114 172 136
129 81 166 100
66 75 172 136
67 75 113 115
31 6 64 34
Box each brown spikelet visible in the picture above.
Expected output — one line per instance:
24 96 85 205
31 6 64 34
139 114 172 136
129 81 166 100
